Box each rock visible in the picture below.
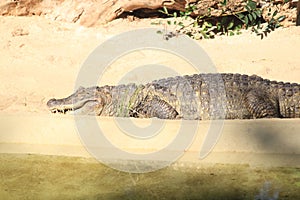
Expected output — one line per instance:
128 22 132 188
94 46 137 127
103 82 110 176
0 0 298 27
0 0 43 16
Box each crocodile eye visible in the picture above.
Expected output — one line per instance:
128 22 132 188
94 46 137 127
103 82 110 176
76 86 85 92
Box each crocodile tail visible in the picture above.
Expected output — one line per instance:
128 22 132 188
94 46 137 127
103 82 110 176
278 82 300 118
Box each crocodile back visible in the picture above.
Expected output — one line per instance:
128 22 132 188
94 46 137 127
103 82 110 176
151 73 300 119
151 73 253 120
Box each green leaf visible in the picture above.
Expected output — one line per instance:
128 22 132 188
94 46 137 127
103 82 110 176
234 24 242 31
206 22 213 28
194 21 198 27
255 10 262 18
275 23 281 28
173 12 177 18
245 5 251 12
277 15 286 22
227 21 234 29
185 11 192 16
236 13 245 20
202 32 209 39
247 0 257 10
272 10 278 17
192 6 197 11
248 14 253 23
217 23 221 31
156 30 163 34
257 19 261 28
251 12 257 21
244 15 249 25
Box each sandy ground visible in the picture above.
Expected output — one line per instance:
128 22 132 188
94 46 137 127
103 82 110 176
0 15 300 115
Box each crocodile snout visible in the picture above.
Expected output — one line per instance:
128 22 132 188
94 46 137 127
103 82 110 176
46 98 57 108
46 98 73 113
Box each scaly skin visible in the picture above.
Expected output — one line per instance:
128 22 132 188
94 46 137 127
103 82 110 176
47 73 300 120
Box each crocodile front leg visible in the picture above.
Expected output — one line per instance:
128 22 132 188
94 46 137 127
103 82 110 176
130 95 179 119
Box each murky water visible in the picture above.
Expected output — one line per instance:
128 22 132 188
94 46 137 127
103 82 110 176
0 154 299 200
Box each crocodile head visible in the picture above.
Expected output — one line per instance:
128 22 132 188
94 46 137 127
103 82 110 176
47 86 110 115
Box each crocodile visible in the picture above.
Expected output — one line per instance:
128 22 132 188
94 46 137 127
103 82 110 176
47 73 300 120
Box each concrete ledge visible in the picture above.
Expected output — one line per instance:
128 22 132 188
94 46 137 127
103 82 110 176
0 115 299 167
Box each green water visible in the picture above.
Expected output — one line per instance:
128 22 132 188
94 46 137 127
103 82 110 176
0 154 299 200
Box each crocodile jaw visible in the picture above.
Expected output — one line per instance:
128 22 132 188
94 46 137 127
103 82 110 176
47 98 76 113
47 98 97 114
47 97 104 115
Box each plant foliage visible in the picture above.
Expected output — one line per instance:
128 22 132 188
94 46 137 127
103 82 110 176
152 0 286 40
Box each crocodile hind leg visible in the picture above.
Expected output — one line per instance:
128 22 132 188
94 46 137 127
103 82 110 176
245 89 280 118
131 96 179 119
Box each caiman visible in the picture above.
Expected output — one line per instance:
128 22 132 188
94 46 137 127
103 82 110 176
47 73 300 120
